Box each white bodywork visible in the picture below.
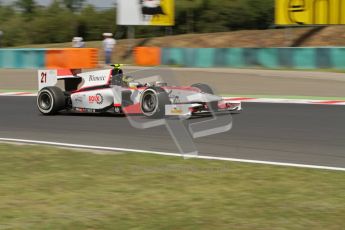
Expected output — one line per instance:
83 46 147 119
38 69 242 115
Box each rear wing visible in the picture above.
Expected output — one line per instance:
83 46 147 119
38 69 81 90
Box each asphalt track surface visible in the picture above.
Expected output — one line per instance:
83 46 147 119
1 96 345 168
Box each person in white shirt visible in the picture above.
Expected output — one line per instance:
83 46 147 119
72 37 85 48
102 33 116 65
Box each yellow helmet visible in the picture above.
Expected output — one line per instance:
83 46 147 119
110 64 123 69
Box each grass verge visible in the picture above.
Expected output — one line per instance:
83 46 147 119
0 143 344 230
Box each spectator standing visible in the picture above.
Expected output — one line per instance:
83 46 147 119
102 33 116 65
72 37 85 48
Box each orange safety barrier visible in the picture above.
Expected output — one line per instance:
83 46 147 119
134 47 161 66
46 48 98 69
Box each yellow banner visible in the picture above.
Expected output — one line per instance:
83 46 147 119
276 0 345 25
149 0 175 26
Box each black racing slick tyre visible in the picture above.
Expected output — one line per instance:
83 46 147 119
37 86 66 115
140 87 171 118
191 83 218 112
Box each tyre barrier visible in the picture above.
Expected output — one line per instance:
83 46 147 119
135 47 345 69
0 48 98 69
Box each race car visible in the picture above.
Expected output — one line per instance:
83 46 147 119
36 65 241 118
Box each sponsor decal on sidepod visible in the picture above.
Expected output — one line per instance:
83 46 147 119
88 93 104 105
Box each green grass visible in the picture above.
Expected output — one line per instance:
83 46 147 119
0 143 344 230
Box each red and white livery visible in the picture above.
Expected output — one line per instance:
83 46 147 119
36 66 241 118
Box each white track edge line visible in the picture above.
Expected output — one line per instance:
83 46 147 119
0 138 344 172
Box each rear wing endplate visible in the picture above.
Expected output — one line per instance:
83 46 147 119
38 70 58 91
38 69 82 90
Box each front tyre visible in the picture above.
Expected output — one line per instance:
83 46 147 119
37 86 66 115
140 87 170 118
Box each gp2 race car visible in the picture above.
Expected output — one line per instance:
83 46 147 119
36 65 241 118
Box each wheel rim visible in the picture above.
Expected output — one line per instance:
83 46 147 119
39 92 52 111
142 92 157 114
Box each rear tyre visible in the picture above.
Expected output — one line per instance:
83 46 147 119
37 86 66 115
140 87 170 118
191 83 218 112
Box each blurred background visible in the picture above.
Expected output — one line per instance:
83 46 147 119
0 0 273 46
0 0 275 64
1 0 345 65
